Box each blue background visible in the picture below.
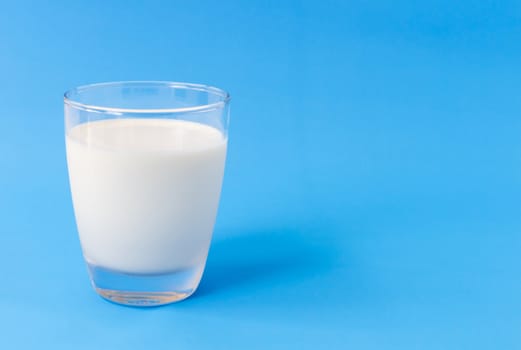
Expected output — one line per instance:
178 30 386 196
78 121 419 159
1 0 520 348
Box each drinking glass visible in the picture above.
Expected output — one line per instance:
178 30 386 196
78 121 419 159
64 81 230 306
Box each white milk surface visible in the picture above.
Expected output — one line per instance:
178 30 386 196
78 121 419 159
66 118 227 274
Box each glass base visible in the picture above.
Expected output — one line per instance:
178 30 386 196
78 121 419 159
87 263 204 307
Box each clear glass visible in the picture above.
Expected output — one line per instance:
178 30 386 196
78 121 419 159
64 81 230 306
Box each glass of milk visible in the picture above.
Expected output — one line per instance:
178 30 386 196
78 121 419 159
64 81 230 306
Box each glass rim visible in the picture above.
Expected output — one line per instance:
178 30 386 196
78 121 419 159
64 81 231 114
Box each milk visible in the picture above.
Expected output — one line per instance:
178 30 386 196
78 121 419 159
66 118 227 274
